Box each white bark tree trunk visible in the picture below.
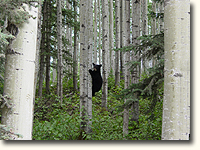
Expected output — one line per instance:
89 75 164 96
109 0 115 76
120 0 125 80
131 0 141 123
93 0 98 64
160 1 164 32
123 0 130 137
162 0 190 140
87 0 93 133
98 0 102 64
151 1 156 35
1 4 38 140
79 0 93 134
141 0 148 72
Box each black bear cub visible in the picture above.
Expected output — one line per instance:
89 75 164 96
89 63 103 96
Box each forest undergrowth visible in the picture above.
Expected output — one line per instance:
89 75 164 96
32 32 164 140
32 73 163 140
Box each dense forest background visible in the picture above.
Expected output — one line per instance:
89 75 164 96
0 0 190 140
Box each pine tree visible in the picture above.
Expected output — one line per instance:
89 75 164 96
114 0 120 86
73 0 78 91
57 0 63 103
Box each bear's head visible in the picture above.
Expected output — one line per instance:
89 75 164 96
92 63 102 72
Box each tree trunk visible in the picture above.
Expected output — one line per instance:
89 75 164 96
52 58 57 83
33 0 42 105
57 0 63 104
101 0 109 110
109 0 115 76
162 0 190 140
151 1 156 35
79 0 93 134
93 0 98 64
141 0 148 72
73 0 78 91
87 0 93 133
120 0 125 80
65 0 70 77
160 1 164 32
38 0 48 98
45 0 51 95
142 0 148 36
80 0 87 134
157 2 161 34
1 4 38 140
114 0 120 86
123 0 130 137
151 1 156 67
131 0 141 124
98 0 102 64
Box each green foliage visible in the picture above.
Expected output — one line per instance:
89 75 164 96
0 0 39 48
0 0 38 26
33 113 82 140
116 32 164 115
147 0 164 23
33 73 163 140
111 31 164 140
128 98 162 140
0 0 164 140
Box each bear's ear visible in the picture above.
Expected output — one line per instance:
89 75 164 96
92 63 95 66
99 64 102 67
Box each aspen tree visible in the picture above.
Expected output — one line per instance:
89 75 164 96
151 0 156 35
109 0 115 76
1 4 38 140
160 1 164 32
162 0 190 140
131 0 141 123
80 0 93 134
123 0 130 137
141 0 148 72
98 0 102 64
94 0 98 64
120 0 125 80
87 0 93 133
101 0 109 110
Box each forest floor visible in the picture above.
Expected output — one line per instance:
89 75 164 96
32 76 163 140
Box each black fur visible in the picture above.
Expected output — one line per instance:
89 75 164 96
89 63 103 96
